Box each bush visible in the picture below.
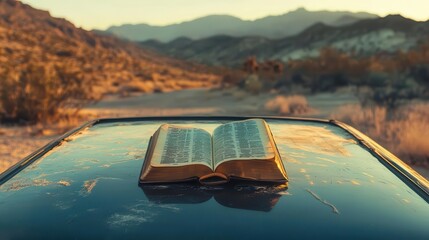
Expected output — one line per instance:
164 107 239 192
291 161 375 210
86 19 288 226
243 74 263 94
285 43 429 96
313 73 349 92
331 103 429 166
221 71 246 87
0 63 94 123
265 95 311 115
358 73 422 113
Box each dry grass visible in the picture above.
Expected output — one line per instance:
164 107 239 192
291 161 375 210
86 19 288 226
332 103 429 166
0 110 98 173
265 95 311 115
0 126 55 173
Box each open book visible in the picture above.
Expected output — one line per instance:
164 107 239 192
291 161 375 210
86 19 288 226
139 119 288 185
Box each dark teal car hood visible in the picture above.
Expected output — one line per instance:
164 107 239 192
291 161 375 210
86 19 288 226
0 117 428 239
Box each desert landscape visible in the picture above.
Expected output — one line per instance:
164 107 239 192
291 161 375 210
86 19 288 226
1 87 428 178
0 0 428 178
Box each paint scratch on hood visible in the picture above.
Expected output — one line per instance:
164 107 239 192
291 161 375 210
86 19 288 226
307 189 340 214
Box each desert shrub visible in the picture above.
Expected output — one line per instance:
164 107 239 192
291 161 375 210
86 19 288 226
410 64 429 91
0 63 94 123
396 105 429 164
286 48 368 93
221 71 246 88
284 43 429 96
365 72 388 88
357 72 422 116
265 95 311 115
313 73 349 92
118 81 154 97
243 74 263 94
332 103 429 166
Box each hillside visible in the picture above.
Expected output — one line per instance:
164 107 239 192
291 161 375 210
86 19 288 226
140 15 429 66
106 8 377 42
0 0 220 98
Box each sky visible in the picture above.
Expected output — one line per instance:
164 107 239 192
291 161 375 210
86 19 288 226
21 0 429 30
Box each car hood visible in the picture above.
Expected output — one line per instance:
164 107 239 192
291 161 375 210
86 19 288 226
0 118 428 239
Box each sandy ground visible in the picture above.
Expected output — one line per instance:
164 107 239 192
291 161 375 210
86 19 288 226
81 88 279 117
81 88 358 118
1 88 428 179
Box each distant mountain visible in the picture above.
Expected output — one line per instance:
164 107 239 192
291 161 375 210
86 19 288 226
0 0 219 96
330 15 368 26
106 8 378 42
140 15 429 67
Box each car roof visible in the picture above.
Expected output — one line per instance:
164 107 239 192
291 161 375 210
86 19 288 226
0 117 428 238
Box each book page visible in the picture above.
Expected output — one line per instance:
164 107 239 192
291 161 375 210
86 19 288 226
151 125 212 168
213 119 274 167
